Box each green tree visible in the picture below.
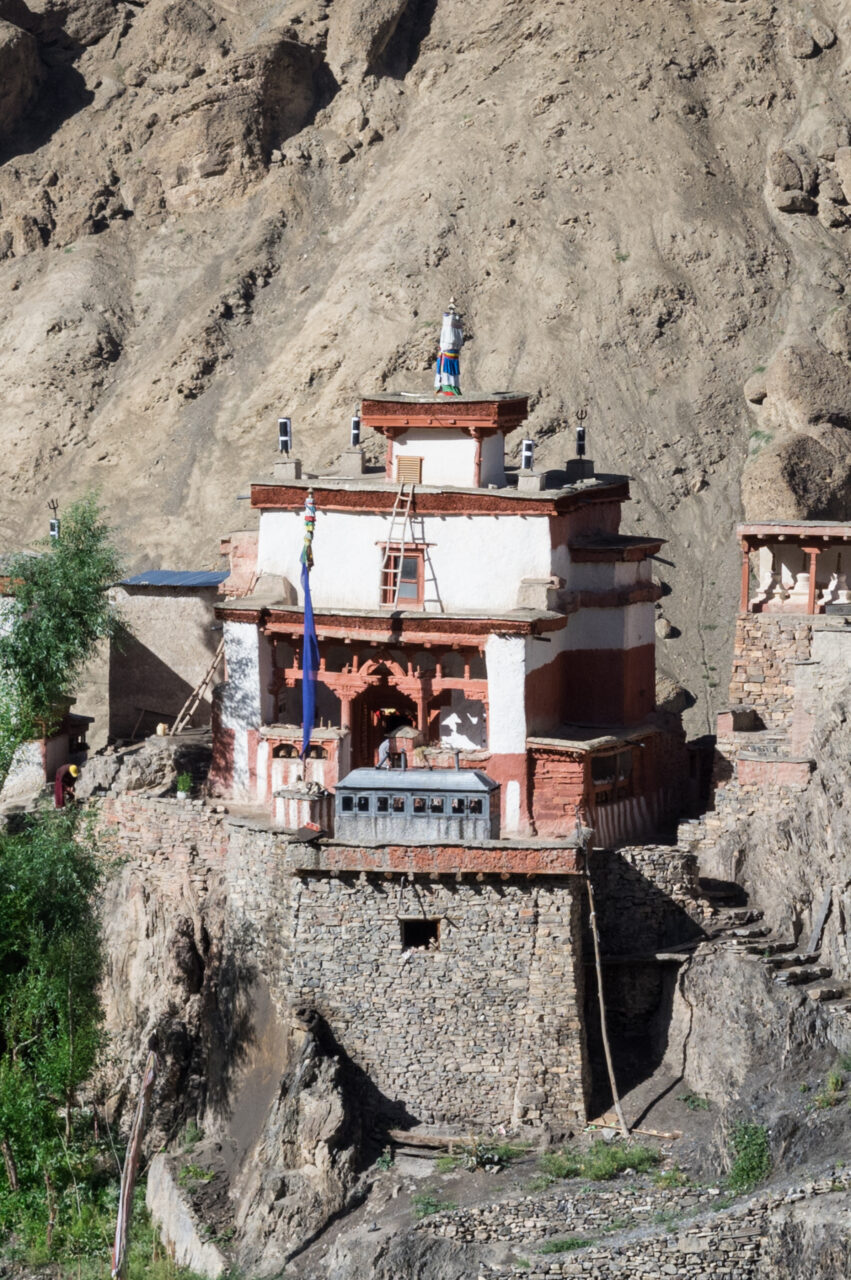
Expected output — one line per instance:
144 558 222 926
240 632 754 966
0 810 104 1250
0 493 123 792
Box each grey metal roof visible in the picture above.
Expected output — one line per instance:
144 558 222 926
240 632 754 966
336 768 497 792
121 570 229 588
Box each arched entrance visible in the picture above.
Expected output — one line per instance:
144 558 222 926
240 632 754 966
352 681 418 767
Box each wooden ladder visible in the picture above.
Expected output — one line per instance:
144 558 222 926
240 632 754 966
379 482 415 607
170 638 225 735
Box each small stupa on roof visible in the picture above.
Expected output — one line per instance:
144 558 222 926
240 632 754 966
434 298 463 397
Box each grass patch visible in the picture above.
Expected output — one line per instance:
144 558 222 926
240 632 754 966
375 1145 394 1171
436 1140 528 1174
615 251 630 262
728 1122 771 1192
654 1167 690 1189
539 1236 592 1254
536 1140 660 1189
411 1192 457 1220
177 1163 215 1186
678 1092 711 1112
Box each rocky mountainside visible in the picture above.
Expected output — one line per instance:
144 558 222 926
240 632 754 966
2 0 851 728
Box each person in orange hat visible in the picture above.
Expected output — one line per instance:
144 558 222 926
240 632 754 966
54 762 79 808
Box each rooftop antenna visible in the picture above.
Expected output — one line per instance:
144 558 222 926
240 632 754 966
575 407 587 459
277 417 292 455
48 498 60 540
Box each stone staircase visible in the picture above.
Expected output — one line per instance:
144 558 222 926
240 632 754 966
694 878 851 1017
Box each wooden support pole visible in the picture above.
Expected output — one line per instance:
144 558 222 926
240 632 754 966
585 874 630 1140
739 541 751 613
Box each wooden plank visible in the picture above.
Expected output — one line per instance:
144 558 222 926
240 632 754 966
807 887 833 955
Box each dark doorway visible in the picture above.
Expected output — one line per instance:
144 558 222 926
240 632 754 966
352 682 418 767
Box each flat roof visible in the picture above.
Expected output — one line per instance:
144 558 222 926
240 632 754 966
121 570 229 588
361 391 528 403
337 767 497 792
250 473 628 501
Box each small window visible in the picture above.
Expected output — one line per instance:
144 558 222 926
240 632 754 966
400 918 439 950
381 548 424 607
451 797 465 815
412 796 426 814
377 796 390 813
430 796 444 813
341 795 354 812
469 797 483 814
393 795 406 812
357 795 370 812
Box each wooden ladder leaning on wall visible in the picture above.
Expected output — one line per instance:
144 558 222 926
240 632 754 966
379 481 415 607
169 568 259 735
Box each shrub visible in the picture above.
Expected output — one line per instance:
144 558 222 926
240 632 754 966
539 1236 591 1254
176 772 192 794
678 1092 710 1112
727 1122 771 1192
535 1140 659 1188
411 1192 456 1219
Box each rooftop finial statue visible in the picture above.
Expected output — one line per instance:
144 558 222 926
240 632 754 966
434 298 463 397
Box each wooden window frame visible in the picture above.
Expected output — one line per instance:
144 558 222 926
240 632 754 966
380 545 425 607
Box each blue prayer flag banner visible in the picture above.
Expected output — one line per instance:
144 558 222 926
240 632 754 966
300 560 320 759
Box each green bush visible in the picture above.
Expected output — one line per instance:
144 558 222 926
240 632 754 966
539 1236 591 1254
411 1192 456 1219
678 1092 710 1112
535 1140 659 1188
727 1122 771 1192
176 772 192 794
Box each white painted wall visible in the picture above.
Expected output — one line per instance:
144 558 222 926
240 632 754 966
220 621 261 797
392 428 477 486
258 509 553 614
439 690 487 749
480 432 506 486
564 602 655 652
565 559 651 592
485 634 527 753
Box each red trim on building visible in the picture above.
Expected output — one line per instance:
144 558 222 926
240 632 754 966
217 605 566 641
289 841 583 876
249 480 630 517
526 645 656 729
360 396 529 434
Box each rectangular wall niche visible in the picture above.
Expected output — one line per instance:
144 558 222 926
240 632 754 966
400 917 440 950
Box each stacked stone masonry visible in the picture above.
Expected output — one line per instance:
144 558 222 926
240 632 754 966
727 614 812 730
420 1166 851 1279
93 797 592 1129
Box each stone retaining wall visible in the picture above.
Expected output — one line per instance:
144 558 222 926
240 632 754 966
420 1166 851 1279
589 845 704 956
92 796 590 1130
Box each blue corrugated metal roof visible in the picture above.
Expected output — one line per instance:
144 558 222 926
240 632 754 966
120 570 229 588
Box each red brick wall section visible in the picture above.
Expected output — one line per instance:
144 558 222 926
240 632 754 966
737 757 813 787
526 645 655 733
287 841 584 876
530 751 586 837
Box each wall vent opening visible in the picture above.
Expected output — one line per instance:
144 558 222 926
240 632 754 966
400 918 439 950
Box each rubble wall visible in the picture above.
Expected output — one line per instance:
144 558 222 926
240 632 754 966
727 614 812 727
95 798 589 1131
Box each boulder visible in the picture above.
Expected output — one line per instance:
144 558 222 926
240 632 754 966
326 0 410 84
833 147 851 203
742 429 851 522
820 308 851 360
764 344 851 430
787 25 818 59
0 17 42 139
767 149 802 191
744 371 768 404
808 18 836 50
772 188 816 214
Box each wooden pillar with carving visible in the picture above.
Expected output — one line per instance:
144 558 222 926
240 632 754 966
739 539 751 613
803 545 821 615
